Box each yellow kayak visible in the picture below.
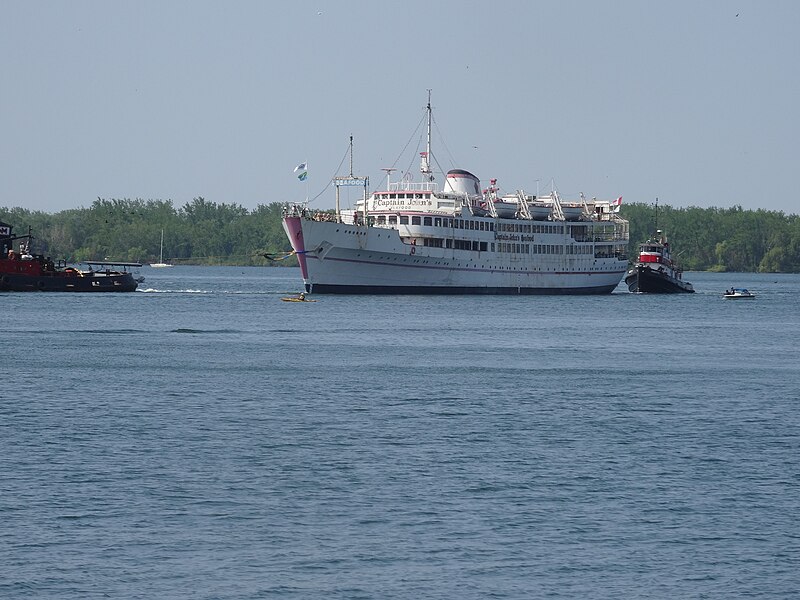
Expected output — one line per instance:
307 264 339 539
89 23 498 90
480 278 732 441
281 296 317 302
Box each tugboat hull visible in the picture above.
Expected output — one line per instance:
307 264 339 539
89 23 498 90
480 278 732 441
0 272 138 292
625 265 694 293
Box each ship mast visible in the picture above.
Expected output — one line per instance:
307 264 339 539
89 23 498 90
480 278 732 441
654 197 660 241
655 197 659 232
333 136 369 224
421 90 433 182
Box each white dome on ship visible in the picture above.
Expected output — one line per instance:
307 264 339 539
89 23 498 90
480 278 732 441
444 169 481 196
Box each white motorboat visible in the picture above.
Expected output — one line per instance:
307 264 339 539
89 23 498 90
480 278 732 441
723 288 755 299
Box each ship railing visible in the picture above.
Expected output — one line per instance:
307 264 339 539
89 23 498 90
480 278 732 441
387 181 439 192
283 203 310 218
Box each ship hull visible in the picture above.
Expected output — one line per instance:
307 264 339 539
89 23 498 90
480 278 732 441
625 265 694 294
284 217 626 295
305 282 619 295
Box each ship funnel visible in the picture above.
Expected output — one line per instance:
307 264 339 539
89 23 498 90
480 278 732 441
444 169 481 196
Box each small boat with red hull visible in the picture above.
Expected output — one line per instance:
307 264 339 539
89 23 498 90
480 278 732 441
1 221 140 292
625 229 694 294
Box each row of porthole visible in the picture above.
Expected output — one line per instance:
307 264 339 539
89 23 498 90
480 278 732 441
353 253 617 273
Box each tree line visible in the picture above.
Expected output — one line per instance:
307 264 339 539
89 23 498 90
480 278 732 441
2 198 800 272
1 198 289 266
623 202 800 272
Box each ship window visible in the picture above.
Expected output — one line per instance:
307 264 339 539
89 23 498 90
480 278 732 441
491 243 495 252
375 215 386 224
434 217 441 227
390 194 396 200
480 242 487 252
412 216 421 225
400 216 409 224
424 217 432 226
388 215 397 224
446 239 452 248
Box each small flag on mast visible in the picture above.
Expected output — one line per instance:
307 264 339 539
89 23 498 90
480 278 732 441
612 196 622 212
294 162 308 181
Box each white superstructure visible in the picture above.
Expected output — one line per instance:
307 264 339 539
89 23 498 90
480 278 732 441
282 97 629 295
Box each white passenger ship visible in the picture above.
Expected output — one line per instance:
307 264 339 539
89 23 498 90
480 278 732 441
282 98 629 294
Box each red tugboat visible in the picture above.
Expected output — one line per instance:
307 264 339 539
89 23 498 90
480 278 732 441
0 221 141 292
624 229 694 293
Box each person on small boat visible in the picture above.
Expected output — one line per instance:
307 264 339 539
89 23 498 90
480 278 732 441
298 292 306 301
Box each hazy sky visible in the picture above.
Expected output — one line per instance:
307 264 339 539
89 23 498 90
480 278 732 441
2 0 798 215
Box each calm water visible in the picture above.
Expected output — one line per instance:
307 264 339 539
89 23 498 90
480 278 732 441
2 268 799 599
